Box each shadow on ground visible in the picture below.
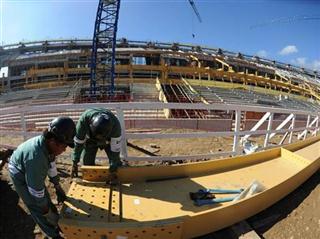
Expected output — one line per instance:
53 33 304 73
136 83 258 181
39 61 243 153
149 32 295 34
0 178 36 239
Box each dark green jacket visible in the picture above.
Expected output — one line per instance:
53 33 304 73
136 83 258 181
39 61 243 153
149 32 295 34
9 135 59 209
73 108 122 163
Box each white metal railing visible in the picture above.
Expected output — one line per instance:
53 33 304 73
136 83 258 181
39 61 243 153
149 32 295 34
0 102 319 162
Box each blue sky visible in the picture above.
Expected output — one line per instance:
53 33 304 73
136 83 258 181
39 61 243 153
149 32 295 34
1 0 319 71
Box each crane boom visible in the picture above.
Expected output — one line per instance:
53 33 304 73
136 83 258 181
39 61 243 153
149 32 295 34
188 0 202 23
250 15 320 29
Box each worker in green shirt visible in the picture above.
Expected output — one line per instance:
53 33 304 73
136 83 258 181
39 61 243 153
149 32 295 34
71 108 122 178
8 116 76 239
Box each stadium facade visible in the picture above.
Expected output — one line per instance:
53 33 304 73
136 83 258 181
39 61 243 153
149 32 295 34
0 39 319 113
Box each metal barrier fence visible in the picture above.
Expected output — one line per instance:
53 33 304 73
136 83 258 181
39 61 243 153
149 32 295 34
0 102 319 162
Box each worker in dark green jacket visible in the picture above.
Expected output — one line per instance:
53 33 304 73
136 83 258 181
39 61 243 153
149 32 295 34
9 117 76 239
71 108 122 178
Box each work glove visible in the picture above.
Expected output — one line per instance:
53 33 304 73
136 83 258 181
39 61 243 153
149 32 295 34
71 162 78 178
44 207 59 227
54 184 67 204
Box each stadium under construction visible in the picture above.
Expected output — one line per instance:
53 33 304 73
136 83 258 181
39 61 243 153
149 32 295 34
1 39 320 239
1 39 320 109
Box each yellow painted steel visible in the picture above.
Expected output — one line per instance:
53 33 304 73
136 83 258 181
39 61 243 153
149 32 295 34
60 135 320 239
19 61 318 99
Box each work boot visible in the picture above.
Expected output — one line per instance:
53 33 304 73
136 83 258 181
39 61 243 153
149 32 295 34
52 236 64 239
107 172 118 185
51 230 64 239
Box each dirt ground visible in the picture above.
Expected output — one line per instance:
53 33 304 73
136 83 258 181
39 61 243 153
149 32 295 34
0 132 319 239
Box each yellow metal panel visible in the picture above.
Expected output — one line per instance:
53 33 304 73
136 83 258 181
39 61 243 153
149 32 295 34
61 138 320 239
82 147 281 182
60 221 183 239
284 135 320 152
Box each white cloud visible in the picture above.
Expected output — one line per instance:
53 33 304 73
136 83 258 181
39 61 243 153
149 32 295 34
279 45 298 55
291 57 320 71
292 57 307 67
256 50 267 58
312 60 320 71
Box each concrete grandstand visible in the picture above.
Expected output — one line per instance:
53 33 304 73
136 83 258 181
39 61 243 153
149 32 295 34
1 39 320 114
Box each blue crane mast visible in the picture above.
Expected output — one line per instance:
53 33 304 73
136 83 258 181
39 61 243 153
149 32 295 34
90 0 121 97
89 0 201 99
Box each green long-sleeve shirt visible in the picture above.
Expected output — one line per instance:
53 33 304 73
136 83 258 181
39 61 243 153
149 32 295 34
9 135 59 210
72 108 122 164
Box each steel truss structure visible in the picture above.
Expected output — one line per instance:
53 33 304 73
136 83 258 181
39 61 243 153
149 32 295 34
90 0 121 96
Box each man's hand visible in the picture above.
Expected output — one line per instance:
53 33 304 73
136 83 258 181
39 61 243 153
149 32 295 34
54 184 67 204
71 162 78 178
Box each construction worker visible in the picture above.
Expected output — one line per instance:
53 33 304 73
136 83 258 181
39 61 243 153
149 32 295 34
8 117 76 239
71 108 122 178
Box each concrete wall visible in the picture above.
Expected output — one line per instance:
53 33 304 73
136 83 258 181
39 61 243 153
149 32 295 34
125 118 232 131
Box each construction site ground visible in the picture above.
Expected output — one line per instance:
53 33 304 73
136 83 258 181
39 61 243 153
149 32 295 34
0 130 319 239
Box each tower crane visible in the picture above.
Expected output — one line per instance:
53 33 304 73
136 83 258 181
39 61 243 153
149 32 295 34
90 0 120 97
188 0 202 23
89 0 202 98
